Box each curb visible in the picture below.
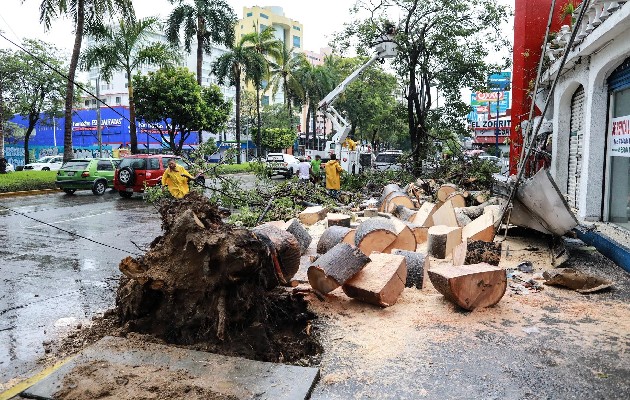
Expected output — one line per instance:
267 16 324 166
574 226 630 273
0 189 60 198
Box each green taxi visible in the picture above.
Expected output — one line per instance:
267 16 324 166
55 158 121 195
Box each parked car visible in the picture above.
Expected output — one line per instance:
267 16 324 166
55 158 121 195
23 155 64 171
374 150 403 171
114 154 205 198
266 153 300 178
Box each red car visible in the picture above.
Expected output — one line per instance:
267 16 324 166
114 154 205 198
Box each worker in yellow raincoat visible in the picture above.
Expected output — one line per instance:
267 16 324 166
325 153 343 199
162 160 194 198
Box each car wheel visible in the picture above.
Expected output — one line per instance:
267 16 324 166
42 167 50 171
118 166 135 186
285 168 293 178
194 176 206 187
119 191 133 198
92 180 107 195
63 188 76 195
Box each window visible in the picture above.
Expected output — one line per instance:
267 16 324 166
262 95 269 106
246 12 253 17
293 26 301 31
293 35 300 48
91 99 97 105
97 160 113 171
260 13 269 19
260 24 267 32
147 158 160 170
115 97 121 105
85 100 90 106
125 83 128 88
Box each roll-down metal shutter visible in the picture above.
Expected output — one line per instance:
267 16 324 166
568 86 585 210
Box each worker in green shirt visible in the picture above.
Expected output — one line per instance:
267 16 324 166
310 154 322 184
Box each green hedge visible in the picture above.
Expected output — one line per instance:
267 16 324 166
213 162 253 174
0 170 58 193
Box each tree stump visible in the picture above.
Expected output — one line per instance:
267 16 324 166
392 249 429 289
317 226 356 254
308 243 371 294
427 225 462 259
284 218 312 255
342 253 407 307
354 217 398 255
428 263 507 311
299 206 328 225
327 213 352 228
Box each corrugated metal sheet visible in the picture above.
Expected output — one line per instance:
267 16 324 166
568 86 585 210
608 57 630 91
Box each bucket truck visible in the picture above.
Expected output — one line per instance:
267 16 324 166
305 30 397 173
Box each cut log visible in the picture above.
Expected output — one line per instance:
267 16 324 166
462 212 496 242
471 191 490 205
260 220 287 229
384 192 415 213
342 253 407 307
432 200 459 227
483 205 503 226
364 208 378 218
437 183 458 202
298 206 328 225
454 208 473 227
317 226 356 254
383 218 417 253
412 201 438 227
404 222 428 245
392 249 429 289
392 205 417 221
327 213 352 228
378 184 403 211
428 263 507 310
452 240 502 266
251 224 302 281
284 218 312 255
308 243 371 294
354 217 398 256
456 206 484 220
445 192 466 208
427 225 462 259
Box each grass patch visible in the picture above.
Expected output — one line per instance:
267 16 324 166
0 170 58 193
213 162 253 174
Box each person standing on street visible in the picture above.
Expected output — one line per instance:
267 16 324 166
297 157 312 184
310 154 322 184
325 153 343 199
162 159 194 198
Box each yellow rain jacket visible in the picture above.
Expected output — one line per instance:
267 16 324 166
161 164 194 198
325 160 343 190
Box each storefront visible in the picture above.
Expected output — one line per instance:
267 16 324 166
606 58 630 229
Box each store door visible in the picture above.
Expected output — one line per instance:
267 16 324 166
568 86 585 209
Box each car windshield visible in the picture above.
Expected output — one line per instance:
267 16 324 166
119 158 147 169
61 160 90 171
375 154 400 164
36 156 55 163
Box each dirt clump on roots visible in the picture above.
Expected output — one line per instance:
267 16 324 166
114 192 321 363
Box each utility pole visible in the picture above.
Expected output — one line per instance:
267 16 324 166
495 91 500 156
96 77 102 157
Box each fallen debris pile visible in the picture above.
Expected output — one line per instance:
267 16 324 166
115 192 320 362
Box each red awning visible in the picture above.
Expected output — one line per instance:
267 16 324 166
474 136 509 144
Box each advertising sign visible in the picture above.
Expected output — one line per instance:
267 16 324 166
488 72 511 90
610 115 630 156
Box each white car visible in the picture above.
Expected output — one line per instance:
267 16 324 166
6 162 15 172
23 155 64 171
374 151 403 171
266 153 300 178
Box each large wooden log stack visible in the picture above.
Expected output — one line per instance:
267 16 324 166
428 263 507 311
317 226 356 254
342 253 407 307
308 243 371 294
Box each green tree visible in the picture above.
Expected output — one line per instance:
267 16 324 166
212 45 265 163
337 0 510 172
166 0 236 85
268 46 307 125
0 40 67 164
81 16 179 154
239 24 283 154
35 0 133 161
261 127 296 152
295 60 335 149
133 67 230 155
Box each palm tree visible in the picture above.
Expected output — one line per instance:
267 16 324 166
166 0 236 85
239 24 283 155
36 0 133 161
268 46 307 128
296 61 335 150
81 16 179 154
212 45 265 163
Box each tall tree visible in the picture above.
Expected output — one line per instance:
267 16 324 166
35 0 133 161
296 61 335 150
133 67 230 155
166 0 236 85
0 40 67 164
337 0 510 173
268 46 307 126
212 45 265 163
239 24 283 155
81 16 179 154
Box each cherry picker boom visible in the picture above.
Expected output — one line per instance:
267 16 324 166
304 31 397 173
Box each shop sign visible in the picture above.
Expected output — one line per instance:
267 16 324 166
610 115 630 156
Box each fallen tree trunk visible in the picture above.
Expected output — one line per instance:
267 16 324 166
308 243 370 294
317 226 356 254
354 217 398 255
252 224 302 281
428 263 507 311
342 253 407 307
378 184 403 211
437 184 458 203
284 218 312 255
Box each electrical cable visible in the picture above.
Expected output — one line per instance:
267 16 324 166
0 203 144 257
